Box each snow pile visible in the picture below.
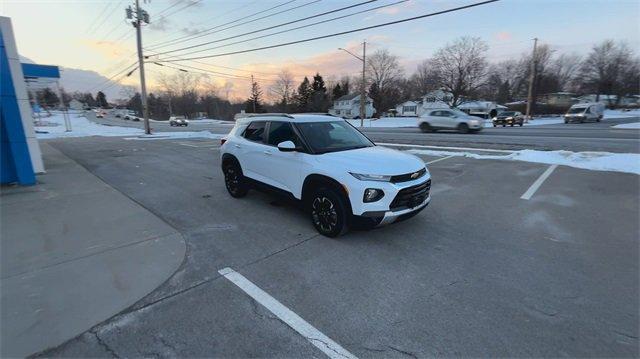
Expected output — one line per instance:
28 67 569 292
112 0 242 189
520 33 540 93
35 112 143 139
612 122 640 129
124 132 226 140
407 148 640 175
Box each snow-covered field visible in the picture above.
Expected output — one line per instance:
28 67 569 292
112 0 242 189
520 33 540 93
612 122 640 129
407 148 640 175
34 112 224 140
604 109 640 118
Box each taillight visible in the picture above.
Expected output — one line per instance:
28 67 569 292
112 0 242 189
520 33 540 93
220 138 227 145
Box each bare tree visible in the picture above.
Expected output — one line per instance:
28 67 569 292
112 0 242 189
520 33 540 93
550 53 581 92
410 59 440 98
366 49 404 115
367 48 403 89
431 36 489 106
578 40 636 106
269 70 294 111
119 85 137 100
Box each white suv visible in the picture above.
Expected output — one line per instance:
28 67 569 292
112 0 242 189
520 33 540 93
418 108 483 133
220 114 432 237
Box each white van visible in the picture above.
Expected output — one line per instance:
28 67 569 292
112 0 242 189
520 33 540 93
564 103 604 123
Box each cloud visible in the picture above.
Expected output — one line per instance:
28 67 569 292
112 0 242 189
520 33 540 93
81 39 129 60
495 31 513 42
149 17 171 32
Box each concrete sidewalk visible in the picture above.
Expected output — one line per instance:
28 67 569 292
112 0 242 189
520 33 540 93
0 142 186 357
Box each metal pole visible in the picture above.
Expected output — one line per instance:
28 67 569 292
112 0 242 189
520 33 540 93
360 40 366 127
525 37 538 122
135 0 151 134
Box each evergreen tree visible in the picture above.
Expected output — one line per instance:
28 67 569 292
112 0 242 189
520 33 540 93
294 76 312 112
245 78 264 113
332 83 343 100
96 91 108 108
310 73 329 112
38 88 60 108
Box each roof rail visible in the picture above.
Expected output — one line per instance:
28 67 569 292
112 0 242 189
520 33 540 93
244 113 294 119
290 112 337 117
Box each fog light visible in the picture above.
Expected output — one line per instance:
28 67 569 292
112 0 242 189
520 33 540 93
363 188 384 203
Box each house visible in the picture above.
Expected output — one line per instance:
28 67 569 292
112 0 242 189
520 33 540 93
542 92 577 107
328 94 375 119
68 99 85 110
395 100 421 117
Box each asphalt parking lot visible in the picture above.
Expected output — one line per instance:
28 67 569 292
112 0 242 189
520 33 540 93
39 135 638 357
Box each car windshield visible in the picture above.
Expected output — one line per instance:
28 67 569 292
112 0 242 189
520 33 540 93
295 121 374 154
500 111 516 116
568 107 586 114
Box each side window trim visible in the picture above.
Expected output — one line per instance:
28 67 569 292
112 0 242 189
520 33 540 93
242 121 267 144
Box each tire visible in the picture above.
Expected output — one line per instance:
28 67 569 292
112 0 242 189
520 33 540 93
458 123 469 134
419 122 432 133
502 124 506 127
223 162 248 198
519 123 523 127
309 187 349 237
510 123 514 127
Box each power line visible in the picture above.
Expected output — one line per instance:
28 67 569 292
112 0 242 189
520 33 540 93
154 0 500 62
146 0 300 50
150 0 378 56
154 0 202 24
145 50 283 76
166 0 407 58
87 61 139 93
152 62 269 82
86 1 114 34
90 0 126 36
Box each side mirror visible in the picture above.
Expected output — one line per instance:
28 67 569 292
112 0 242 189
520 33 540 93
277 140 296 152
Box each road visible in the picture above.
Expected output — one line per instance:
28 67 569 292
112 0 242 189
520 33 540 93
38 135 638 358
87 112 640 153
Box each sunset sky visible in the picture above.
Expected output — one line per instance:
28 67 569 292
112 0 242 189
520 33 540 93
2 0 639 100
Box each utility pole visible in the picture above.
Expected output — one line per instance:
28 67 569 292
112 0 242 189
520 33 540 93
360 40 366 127
525 37 538 122
129 0 151 134
338 40 366 126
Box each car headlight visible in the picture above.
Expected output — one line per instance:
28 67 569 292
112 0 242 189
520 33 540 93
349 172 392 182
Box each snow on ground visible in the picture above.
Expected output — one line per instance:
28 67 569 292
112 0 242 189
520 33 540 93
35 112 143 139
604 109 640 118
123 132 225 140
406 148 640 175
35 112 226 140
612 122 640 129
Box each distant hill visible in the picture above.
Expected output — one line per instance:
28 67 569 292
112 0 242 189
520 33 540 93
20 55 127 100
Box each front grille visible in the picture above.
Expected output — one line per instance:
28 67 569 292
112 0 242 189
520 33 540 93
390 179 431 211
390 168 426 183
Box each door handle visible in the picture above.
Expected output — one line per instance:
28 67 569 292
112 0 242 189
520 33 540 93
234 144 241 148
263 151 272 155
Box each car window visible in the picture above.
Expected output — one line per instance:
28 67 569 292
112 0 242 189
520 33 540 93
295 121 374 154
267 121 300 147
243 121 267 143
441 111 453 117
430 111 442 116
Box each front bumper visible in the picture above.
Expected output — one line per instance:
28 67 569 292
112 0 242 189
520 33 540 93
360 195 431 226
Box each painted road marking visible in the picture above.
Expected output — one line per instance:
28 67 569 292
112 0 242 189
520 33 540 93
427 155 455 165
521 165 558 200
378 142 514 154
218 267 357 359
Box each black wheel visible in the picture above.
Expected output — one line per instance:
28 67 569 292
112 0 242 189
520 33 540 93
419 122 432 133
502 124 506 127
596 117 601 122
458 123 470 134
309 187 348 237
510 123 514 127
493 124 496 127
519 123 523 127
223 162 248 198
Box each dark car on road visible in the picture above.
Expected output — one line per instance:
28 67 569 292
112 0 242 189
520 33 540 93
493 111 524 127
169 116 189 126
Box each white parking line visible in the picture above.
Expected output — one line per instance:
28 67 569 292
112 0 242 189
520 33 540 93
427 155 455 165
520 165 558 200
218 267 357 359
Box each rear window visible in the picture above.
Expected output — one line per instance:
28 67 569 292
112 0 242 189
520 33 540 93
243 121 266 143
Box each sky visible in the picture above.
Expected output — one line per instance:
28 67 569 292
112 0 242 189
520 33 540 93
1 0 639 100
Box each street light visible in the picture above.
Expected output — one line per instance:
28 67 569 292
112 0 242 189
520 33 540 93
338 41 366 127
